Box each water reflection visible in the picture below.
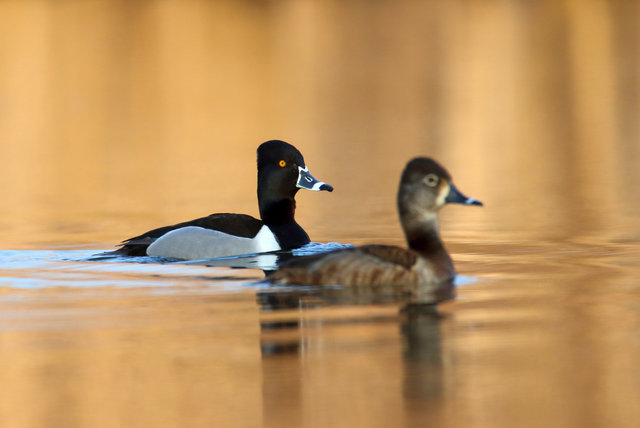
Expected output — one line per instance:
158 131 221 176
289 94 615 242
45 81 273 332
401 307 445 410
258 297 446 426
257 280 454 312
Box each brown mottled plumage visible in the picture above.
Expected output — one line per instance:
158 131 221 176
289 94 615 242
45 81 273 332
268 245 423 286
266 158 482 293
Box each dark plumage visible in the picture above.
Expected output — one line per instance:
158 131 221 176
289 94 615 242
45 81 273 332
266 157 482 291
115 214 264 256
111 140 333 258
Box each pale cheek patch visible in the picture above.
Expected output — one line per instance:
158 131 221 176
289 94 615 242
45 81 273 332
435 183 450 207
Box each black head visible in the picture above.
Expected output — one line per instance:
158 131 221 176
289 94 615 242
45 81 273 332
398 157 482 218
257 140 306 173
257 140 333 223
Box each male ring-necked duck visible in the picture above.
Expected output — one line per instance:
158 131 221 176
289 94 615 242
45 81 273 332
113 140 333 259
266 157 481 291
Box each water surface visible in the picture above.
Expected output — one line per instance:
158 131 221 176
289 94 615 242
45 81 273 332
1 238 639 427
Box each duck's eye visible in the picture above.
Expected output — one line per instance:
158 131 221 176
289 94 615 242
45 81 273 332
424 174 439 187
279 160 286 167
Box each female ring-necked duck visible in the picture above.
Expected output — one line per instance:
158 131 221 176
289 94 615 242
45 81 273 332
266 157 481 292
113 140 333 259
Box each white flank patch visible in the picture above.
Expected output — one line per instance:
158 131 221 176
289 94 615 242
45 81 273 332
146 225 280 260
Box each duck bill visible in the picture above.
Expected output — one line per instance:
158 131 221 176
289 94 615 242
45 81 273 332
445 183 483 206
296 166 333 192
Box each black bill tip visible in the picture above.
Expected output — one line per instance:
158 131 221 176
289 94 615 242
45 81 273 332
445 183 483 206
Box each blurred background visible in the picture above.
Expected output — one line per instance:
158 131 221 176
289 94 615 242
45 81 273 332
0 0 638 248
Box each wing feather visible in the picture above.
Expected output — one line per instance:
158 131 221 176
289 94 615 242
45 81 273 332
115 213 263 256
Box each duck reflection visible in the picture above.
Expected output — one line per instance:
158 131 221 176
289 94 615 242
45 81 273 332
401 305 445 402
259 319 302 356
257 279 455 312
257 286 448 425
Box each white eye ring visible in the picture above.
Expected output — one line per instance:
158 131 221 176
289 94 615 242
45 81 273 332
424 173 439 187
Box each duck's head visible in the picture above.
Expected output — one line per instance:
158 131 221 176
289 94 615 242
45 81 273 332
257 140 333 194
398 157 482 222
257 140 333 220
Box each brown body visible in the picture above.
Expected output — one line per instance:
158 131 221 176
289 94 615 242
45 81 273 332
268 244 454 287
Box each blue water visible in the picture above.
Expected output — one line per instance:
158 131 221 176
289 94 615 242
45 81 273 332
0 242 354 290
0 241 478 309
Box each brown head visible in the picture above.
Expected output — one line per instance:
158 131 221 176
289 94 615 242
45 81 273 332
397 157 482 252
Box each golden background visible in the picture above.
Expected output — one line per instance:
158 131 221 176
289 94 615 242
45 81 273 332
1 0 637 249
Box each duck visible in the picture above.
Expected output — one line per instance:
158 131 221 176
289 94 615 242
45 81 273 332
266 157 482 291
112 140 333 259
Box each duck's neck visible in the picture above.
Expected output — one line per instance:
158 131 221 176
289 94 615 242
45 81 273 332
257 168 298 225
259 197 296 225
258 197 310 250
400 212 451 261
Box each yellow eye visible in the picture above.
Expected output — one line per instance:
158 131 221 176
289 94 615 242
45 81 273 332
279 160 286 167
424 174 439 187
